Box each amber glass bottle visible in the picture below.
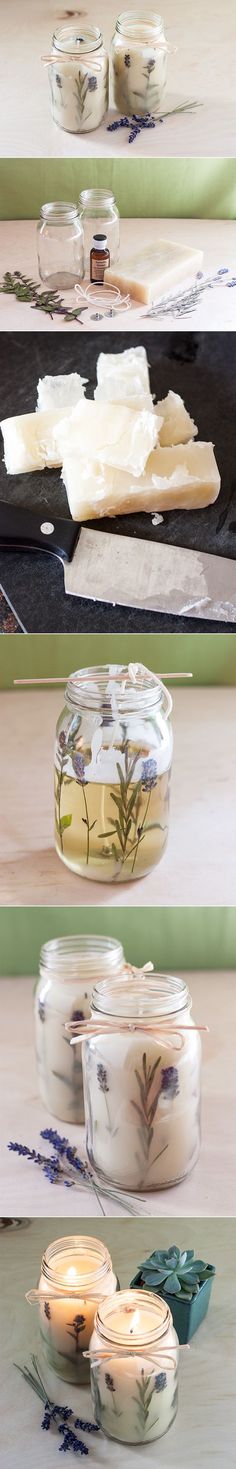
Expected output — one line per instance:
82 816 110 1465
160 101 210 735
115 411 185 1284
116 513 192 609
90 233 110 283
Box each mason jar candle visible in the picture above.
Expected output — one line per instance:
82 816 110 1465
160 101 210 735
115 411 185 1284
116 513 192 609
89 1289 179 1443
111 11 168 118
26 1235 118 1384
48 26 109 133
54 663 173 884
37 203 84 290
78 189 120 272
80 973 201 1191
34 934 125 1124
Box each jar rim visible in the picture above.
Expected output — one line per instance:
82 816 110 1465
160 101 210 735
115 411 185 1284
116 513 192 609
40 202 79 224
92 973 190 1018
79 189 115 205
41 1236 112 1291
39 933 124 978
95 1289 172 1346
115 10 165 38
65 664 171 717
53 25 103 53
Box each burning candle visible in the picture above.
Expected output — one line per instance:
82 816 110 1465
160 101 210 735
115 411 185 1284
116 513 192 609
26 1236 118 1384
89 1289 179 1443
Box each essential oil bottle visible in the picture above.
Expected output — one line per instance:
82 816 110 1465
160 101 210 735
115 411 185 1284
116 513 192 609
90 233 110 283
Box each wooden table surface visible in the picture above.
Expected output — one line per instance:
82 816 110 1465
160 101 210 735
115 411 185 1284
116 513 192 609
0 1215 235 1467
1 971 236 1220
0 687 236 907
1 0 236 158
1 219 236 333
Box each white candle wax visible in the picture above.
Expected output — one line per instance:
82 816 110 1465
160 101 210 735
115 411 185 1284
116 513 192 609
90 1290 179 1444
35 936 124 1124
49 29 108 133
111 14 168 118
37 1238 117 1383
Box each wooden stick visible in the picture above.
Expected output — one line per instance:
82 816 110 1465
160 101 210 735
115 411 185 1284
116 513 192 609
14 673 193 686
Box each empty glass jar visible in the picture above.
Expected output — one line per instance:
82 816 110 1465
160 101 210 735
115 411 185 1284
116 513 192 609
26 1235 118 1384
111 10 168 117
54 663 173 883
34 934 125 1124
90 1290 179 1443
37 202 84 290
48 26 109 132
81 973 201 1191
78 189 120 272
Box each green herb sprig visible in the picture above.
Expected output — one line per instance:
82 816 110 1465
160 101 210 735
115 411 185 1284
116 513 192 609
0 271 87 325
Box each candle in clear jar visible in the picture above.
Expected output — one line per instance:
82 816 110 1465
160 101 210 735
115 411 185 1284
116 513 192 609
111 11 168 118
54 664 173 884
82 974 201 1190
34 934 125 1124
90 1290 179 1443
48 27 109 133
26 1236 118 1384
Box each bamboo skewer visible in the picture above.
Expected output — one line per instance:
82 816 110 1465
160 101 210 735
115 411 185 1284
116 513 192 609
14 673 193 686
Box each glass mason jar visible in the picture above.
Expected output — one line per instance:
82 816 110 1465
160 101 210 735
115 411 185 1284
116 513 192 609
81 973 201 1191
37 202 84 290
90 1289 179 1444
48 26 109 133
26 1235 119 1384
54 663 173 884
78 189 120 272
34 934 125 1124
111 10 168 117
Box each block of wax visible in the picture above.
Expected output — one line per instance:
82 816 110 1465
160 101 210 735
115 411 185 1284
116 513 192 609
96 346 150 393
55 400 159 476
62 441 220 521
36 373 87 412
156 391 198 446
94 383 154 413
0 409 68 473
104 241 204 305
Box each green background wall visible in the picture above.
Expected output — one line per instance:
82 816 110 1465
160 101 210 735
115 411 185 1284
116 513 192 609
0 632 235 689
0 159 236 220
0 907 236 974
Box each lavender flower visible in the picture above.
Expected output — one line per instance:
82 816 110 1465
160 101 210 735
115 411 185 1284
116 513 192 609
72 752 87 784
161 1067 179 1099
141 758 158 791
124 53 131 67
56 74 63 88
58 1425 88 1454
146 58 155 73
59 731 66 750
87 76 97 92
38 1001 46 1023
71 1009 85 1023
44 1302 51 1321
155 1372 167 1392
97 1064 109 1093
105 1373 115 1393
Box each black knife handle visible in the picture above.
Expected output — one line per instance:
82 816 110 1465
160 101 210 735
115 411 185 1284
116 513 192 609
0 498 79 564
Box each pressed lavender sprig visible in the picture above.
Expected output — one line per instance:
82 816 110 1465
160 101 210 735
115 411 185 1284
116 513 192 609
8 1126 146 1217
107 102 201 144
15 1356 99 1456
144 268 236 320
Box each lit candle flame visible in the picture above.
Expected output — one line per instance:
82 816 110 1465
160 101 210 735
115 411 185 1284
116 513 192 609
66 1265 78 1283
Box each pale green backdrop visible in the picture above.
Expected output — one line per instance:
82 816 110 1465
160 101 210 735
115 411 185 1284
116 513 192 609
0 159 236 219
0 907 235 974
0 633 236 689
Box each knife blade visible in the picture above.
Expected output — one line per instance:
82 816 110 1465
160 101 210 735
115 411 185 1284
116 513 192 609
1 498 236 622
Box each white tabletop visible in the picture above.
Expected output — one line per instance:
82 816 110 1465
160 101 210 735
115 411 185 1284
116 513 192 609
1 219 236 332
1 0 236 158
1 971 236 1220
0 1215 235 1468
0 687 236 907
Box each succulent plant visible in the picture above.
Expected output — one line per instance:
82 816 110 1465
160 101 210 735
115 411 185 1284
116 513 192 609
130 1246 215 1301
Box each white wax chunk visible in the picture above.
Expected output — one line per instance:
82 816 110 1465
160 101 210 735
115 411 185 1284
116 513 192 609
0 409 67 474
94 383 154 412
156 390 198 446
96 346 150 392
55 400 158 476
62 440 221 520
36 373 87 412
104 240 204 305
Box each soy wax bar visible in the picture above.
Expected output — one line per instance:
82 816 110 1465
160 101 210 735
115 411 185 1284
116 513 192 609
0 410 67 473
96 346 151 393
55 400 159 475
156 391 198 446
37 373 87 412
62 441 221 520
105 241 204 305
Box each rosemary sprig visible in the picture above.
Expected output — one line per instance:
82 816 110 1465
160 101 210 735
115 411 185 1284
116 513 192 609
15 1356 99 1456
0 271 87 325
143 268 236 320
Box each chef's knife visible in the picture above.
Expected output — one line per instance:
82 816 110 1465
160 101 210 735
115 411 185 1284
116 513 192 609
1 498 236 623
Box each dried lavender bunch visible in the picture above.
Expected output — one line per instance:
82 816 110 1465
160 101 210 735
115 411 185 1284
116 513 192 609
15 1356 99 1456
107 101 200 144
8 1126 145 1217
144 268 236 320
0 271 87 324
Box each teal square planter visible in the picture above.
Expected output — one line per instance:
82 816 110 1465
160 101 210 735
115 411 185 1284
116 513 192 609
162 1276 214 1343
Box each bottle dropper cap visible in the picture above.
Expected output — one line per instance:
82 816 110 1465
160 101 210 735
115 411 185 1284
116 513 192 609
92 233 108 250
